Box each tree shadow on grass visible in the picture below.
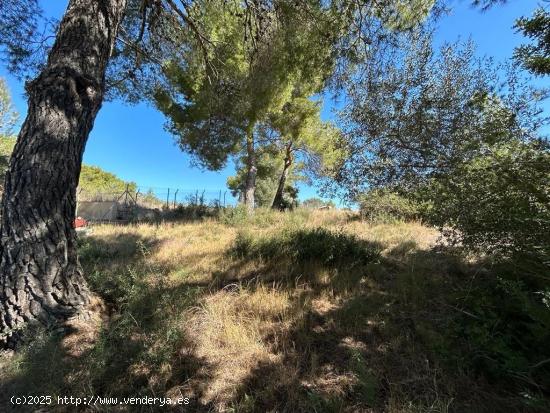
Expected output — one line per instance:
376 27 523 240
2 229 546 412
214 227 384 292
0 232 217 412
215 230 542 412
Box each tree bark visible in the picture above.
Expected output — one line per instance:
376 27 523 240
0 0 127 348
243 128 257 212
272 143 293 210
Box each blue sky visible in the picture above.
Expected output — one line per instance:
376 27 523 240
1 0 548 204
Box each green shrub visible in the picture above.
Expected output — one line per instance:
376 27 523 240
443 270 550 400
168 203 218 221
219 204 249 226
412 141 550 404
423 142 550 266
0 136 16 180
358 189 420 223
219 206 311 228
229 227 381 268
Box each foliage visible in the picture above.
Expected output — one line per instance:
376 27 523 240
227 145 300 207
515 6 550 76
218 204 250 226
78 165 137 196
338 31 546 197
167 196 221 221
230 227 381 269
336 30 548 255
224 92 345 209
153 1 251 170
277 185 300 210
0 0 51 78
0 79 18 190
302 198 335 209
421 141 550 261
0 77 18 137
265 94 347 183
219 205 311 227
358 189 420 223
0 135 16 189
450 271 550 397
107 0 437 104
153 0 336 171
373 0 436 30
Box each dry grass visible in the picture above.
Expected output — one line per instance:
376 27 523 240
0 209 541 412
185 286 292 408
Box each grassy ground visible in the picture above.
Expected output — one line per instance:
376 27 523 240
0 209 546 412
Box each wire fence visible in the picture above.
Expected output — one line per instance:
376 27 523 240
77 186 239 209
75 185 241 223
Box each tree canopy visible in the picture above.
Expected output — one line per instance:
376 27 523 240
335 29 547 198
153 0 337 169
515 5 550 76
0 77 17 138
78 165 137 196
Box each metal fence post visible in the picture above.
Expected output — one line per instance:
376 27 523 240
173 189 179 209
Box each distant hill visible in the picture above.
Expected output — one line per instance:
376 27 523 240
79 165 137 196
0 136 135 196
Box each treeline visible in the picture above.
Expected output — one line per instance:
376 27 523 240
78 165 137 196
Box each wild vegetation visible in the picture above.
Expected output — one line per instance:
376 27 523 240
0 78 17 193
78 166 137 198
3 208 548 412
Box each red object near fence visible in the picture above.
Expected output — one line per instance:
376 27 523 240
73 216 88 228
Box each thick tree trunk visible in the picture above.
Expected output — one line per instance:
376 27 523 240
243 129 257 212
0 0 127 348
272 143 293 210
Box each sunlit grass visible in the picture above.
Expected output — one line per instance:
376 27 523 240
1 209 536 412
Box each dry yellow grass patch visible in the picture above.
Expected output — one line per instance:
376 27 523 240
152 222 236 282
184 285 293 407
89 220 237 283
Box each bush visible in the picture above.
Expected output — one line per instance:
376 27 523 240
219 204 249 226
443 269 550 401
219 206 311 228
423 142 550 266
358 189 420 223
229 227 381 269
168 202 218 221
415 141 550 399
